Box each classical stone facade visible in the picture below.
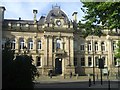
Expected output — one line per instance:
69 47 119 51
1 6 120 76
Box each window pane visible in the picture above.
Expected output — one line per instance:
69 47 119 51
81 57 85 66
36 57 41 66
37 40 41 49
88 57 92 66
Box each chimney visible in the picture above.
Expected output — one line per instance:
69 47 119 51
19 17 21 20
0 6 6 22
33 9 38 24
72 12 78 23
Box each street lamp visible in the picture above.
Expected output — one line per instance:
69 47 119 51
92 35 95 84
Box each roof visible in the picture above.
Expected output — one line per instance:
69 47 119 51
45 6 69 24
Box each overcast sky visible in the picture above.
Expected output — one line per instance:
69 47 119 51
0 0 85 22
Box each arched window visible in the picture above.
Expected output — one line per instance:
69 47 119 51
88 41 91 51
95 42 98 51
101 42 105 51
113 41 116 51
56 39 61 49
19 38 24 49
11 39 16 50
28 38 33 50
37 40 41 50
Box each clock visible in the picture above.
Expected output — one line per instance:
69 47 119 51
56 20 61 26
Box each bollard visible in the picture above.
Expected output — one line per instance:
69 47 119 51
89 78 91 87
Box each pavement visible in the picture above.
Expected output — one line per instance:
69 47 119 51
33 75 120 89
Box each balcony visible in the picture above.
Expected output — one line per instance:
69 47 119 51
54 49 66 55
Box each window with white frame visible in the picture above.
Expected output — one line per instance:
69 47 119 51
37 40 42 50
81 57 85 66
88 41 91 51
101 42 105 51
88 57 92 66
113 41 116 51
11 39 16 50
80 44 84 51
28 39 33 50
36 56 41 66
95 57 99 66
19 38 24 49
95 42 98 51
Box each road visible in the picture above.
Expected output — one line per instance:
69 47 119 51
34 81 119 90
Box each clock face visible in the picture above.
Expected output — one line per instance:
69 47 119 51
56 20 61 26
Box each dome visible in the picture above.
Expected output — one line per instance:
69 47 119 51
46 6 69 24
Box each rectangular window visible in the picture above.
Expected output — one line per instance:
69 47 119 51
95 57 99 66
80 44 84 51
81 57 85 66
36 57 41 66
88 57 92 66
102 57 106 66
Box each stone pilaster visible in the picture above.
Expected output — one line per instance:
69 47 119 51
70 36 74 66
15 38 19 53
33 37 37 53
107 39 113 75
44 35 48 66
48 36 53 67
65 36 70 65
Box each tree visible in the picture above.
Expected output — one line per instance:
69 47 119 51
81 2 120 29
79 1 120 37
2 40 39 89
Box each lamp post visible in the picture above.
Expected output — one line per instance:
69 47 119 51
92 35 95 84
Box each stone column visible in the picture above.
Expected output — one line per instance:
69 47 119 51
44 35 48 66
24 38 28 48
48 36 53 67
65 36 70 65
33 37 37 53
98 40 101 53
107 39 113 75
15 37 19 53
70 36 74 66
85 41 88 54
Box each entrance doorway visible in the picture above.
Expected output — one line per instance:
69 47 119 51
55 58 62 75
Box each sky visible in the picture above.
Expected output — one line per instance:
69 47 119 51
0 0 85 22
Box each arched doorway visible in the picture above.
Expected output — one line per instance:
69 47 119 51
55 58 62 75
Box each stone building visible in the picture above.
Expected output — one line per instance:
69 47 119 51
1 5 120 76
